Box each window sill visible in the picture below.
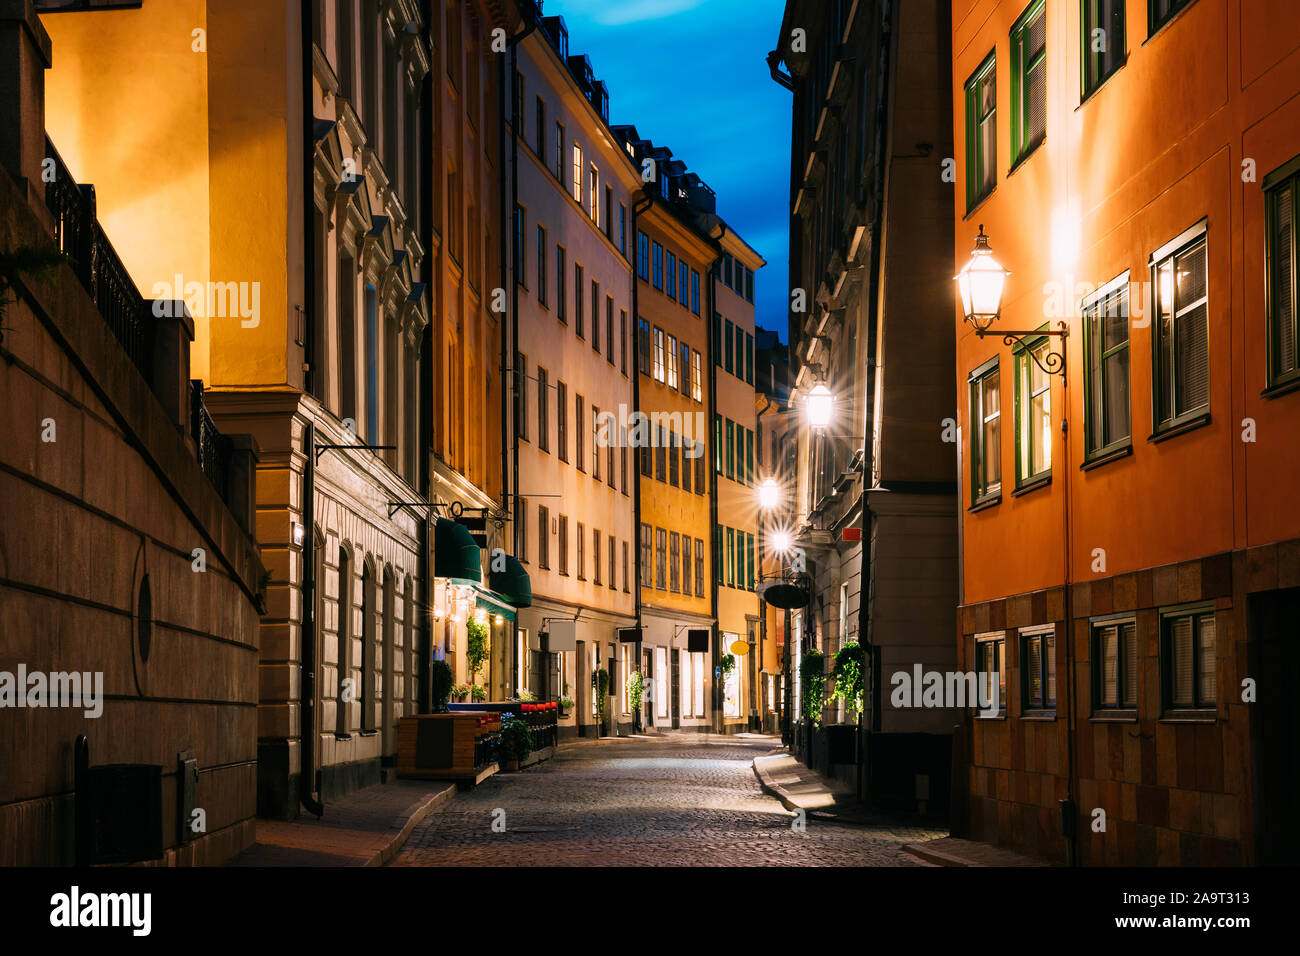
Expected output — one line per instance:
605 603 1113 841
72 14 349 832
974 710 1007 721
333 732 353 741
1078 58 1128 107
1090 710 1138 723
1149 411 1211 444
1159 710 1217 723
1143 0 1202 46
963 187 997 221
1020 712 1056 721
1081 443 1132 472
1012 473 1051 497
968 494 1002 514
358 730 379 738
1007 138 1045 178
1261 374 1300 399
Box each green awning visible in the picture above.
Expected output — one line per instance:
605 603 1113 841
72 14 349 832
489 554 532 608
434 517 481 581
476 591 516 623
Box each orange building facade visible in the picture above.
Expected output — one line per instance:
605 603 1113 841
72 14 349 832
951 0 1300 864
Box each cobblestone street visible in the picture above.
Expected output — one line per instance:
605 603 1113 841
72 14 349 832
392 735 945 866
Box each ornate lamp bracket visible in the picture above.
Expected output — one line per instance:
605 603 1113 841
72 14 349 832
975 321 1069 384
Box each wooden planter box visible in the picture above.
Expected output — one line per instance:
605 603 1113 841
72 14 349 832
397 713 500 784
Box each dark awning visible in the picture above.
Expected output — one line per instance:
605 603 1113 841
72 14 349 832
434 517 481 582
489 554 532 608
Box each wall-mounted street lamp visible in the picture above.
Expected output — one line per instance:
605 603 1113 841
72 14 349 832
770 530 792 554
956 224 1068 381
758 478 782 511
805 383 834 428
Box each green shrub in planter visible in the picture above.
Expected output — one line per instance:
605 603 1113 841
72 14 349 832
626 670 644 713
801 650 826 726
431 660 454 713
832 641 865 716
499 716 533 763
595 668 610 727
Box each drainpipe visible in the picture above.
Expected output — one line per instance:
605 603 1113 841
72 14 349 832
631 192 653 721
299 0 324 818
755 392 773 729
417 0 434 715
705 225 726 734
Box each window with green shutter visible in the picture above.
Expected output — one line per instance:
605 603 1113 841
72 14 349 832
1265 157 1300 388
964 51 997 212
1010 1 1046 164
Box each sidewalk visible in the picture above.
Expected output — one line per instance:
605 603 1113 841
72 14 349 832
752 750 1047 866
228 780 457 867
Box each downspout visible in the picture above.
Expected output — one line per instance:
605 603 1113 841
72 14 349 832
505 15 538 695
855 0 894 798
631 192 653 725
705 225 726 734
417 0 434 714
755 392 773 729
299 0 324 818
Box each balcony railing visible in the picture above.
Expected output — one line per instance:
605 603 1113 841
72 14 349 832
44 137 152 376
191 380 232 501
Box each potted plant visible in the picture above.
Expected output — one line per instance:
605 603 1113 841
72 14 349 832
626 670 644 732
594 668 610 736
470 683 487 703
832 641 865 719
499 715 533 770
452 683 470 703
431 660 454 713
465 617 490 689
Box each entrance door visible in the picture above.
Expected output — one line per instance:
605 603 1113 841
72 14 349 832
671 648 681 729
1250 588 1300 864
644 649 653 727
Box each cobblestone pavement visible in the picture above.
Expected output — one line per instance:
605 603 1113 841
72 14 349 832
392 734 946 866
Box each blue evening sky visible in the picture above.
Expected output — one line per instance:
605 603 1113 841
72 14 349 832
546 0 790 342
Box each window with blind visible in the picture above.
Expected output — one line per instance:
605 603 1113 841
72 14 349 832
536 226 547 306
1010 1 1046 163
1152 224 1209 431
681 443 693 493
1015 336 1052 486
969 358 1001 504
669 532 680 593
558 515 569 575
592 405 600 478
1091 618 1138 714
574 263 584 338
655 528 667 590
608 533 616 590
538 505 549 569
669 432 680 487
639 524 651 586
964 52 997 211
557 381 568 461
1020 627 1056 713
655 428 667 483
536 367 549 452
974 633 1006 717
556 245 567 323
576 521 585 580
591 280 600 353
1161 606 1216 714
694 537 705 596
1083 276 1132 458
1265 157 1300 388
1082 0 1126 98
681 536 692 597
575 396 584 472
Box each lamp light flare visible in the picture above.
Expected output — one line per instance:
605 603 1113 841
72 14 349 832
758 478 781 510
955 224 1008 327
771 530 792 554
806 384 833 428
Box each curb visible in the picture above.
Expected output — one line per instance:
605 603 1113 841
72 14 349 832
368 784 457 867
751 755 800 812
901 842 974 867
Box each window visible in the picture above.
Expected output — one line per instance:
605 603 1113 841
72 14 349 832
680 443 692 493
535 96 546 158
1010 1 1046 163
1092 618 1138 714
714 414 723 473
575 396 585 472
655 429 667 482
669 532 680 593
623 540 630 592
974 633 1006 716
1161 606 1216 713
681 536 692 598
513 205 526 285
655 528 667 590
591 280 600 353
746 428 754 485
667 251 677 299
691 350 702 401
964 52 997 210
652 242 664 291
621 445 628 495
576 521 585 579
723 254 732 288
637 231 649 280
608 533 616 590
694 537 705 597
969 358 1001 504
640 523 652 586
747 533 755 590
735 324 745 379
574 263 584 337
1082 0 1126 97
713 313 723 366
725 419 735 479
536 225 547 306
745 268 754 302
557 381 568 461
619 203 627 257
556 245 567 323
516 495 528 561
554 122 565 180
515 351 528 441
608 432 616 488
1151 224 1209 431
678 342 691 396
621 309 629 374
592 404 600 478
653 327 666 382
606 297 615 365
1014 336 1051 486
537 367 549 452
726 528 736 588
1083 276 1131 457
589 164 599 224
571 143 583 203
694 445 705 496
559 516 569 575
538 505 550 569
724 319 734 373
1020 627 1056 713
690 270 700 314
1265 158 1300 387
638 317 650 374
668 432 680 487
1148 0 1196 36
667 334 679 389
746 331 755 384
679 261 690 307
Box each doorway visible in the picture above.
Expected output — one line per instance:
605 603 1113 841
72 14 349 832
1249 587 1300 864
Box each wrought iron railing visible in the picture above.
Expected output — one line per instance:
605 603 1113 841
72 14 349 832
190 381 232 501
44 136 152 376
